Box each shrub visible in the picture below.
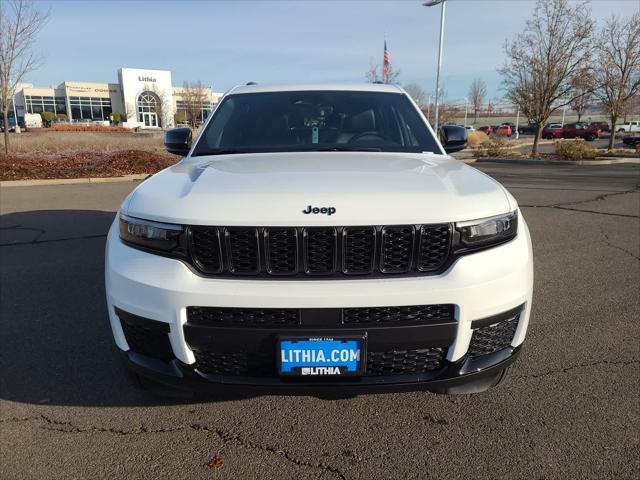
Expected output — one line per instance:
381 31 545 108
481 138 508 157
467 130 489 146
40 111 55 126
554 140 598 161
55 113 68 121
174 112 187 125
111 111 122 125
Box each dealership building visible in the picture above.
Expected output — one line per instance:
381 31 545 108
10 67 222 129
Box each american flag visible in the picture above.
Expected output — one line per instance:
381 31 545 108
383 40 390 83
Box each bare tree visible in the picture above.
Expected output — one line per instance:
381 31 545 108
593 13 640 149
500 0 594 155
468 78 487 123
365 57 400 85
0 0 48 154
438 102 459 126
486 99 495 120
570 70 592 122
403 83 426 107
181 81 209 128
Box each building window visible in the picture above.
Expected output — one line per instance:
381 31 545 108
175 100 214 124
137 91 161 127
68 95 112 120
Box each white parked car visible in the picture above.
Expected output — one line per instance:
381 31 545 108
105 83 534 396
464 125 475 132
614 121 640 133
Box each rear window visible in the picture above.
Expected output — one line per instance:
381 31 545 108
192 90 440 156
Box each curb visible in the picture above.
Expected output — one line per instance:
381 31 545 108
0 174 150 187
475 157 640 166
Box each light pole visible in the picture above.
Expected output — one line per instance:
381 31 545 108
464 98 468 127
423 0 446 133
427 94 432 122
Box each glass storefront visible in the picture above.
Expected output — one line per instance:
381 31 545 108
25 96 67 115
68 96 112 120
175 100 214 123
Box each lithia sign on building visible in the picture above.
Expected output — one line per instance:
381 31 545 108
138 76 156 82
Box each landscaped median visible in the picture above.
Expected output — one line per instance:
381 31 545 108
0 130 179 184
468 137 640 165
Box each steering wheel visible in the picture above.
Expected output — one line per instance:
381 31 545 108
348 131 388 144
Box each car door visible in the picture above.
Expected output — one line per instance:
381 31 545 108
563 123 575 138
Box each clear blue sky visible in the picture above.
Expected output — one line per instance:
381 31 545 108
30 0 639 105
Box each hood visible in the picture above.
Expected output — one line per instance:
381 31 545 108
124 152 512 226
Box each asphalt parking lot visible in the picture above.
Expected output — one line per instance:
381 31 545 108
1 162 639 479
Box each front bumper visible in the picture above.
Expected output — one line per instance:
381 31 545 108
121 345 522 395
105 214 533 393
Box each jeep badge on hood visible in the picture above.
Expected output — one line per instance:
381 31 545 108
302 205 336 215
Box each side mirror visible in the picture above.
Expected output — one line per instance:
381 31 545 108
439 125 468 154
164 128 192 156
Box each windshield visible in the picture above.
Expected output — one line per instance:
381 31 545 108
192 90 441 156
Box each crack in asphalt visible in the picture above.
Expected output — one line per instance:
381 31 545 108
0 232 107 247
519 186 640 219
0 416 347 479
514 359 639 380
190 423 347 480
0 224 47 244
599 226 640 261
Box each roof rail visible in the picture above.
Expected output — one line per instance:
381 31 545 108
246 81 258 85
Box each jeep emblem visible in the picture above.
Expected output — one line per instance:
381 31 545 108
302 205 336 216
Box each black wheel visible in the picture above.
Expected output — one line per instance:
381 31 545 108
617 128 625 133
585 133 596 141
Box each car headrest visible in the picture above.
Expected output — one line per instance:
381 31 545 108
348 109 376 132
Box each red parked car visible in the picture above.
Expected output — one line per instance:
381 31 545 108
541 123 564 139
562 122 601 141
477 125 493 135
588 121 610 133
495 124 513 136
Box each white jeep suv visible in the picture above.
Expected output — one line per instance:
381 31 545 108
105 83 533 395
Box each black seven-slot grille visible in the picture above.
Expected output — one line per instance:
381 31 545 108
188 224 451 278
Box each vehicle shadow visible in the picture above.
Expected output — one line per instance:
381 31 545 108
0 209 260 406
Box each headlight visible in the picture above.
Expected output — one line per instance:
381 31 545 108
119 214 185 254
456 211 518 249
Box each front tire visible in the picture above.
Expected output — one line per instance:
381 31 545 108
585 133 596 141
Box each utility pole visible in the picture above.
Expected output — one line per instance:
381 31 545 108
514 107 520 140
423 0 447 133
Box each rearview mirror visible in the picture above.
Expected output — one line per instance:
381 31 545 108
439 125 468 154
164 128 192 156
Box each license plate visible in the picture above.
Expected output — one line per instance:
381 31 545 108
278 336 365 376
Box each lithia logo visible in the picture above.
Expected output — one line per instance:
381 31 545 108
138 76 156 82
302 205 336 216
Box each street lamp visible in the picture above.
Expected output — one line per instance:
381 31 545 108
464 97 468 127
423 0 446 133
